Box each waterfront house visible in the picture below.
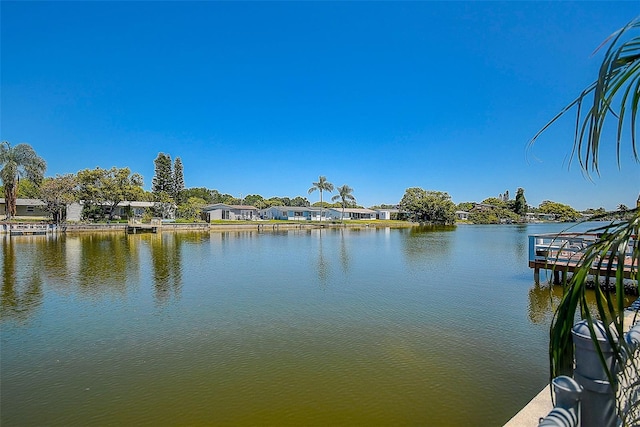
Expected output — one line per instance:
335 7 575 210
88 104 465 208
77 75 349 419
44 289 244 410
0 198 48 219
471 203 497 212
65 201 155 222
260 206 324 221
455 210 469 221
327 207 377 220
525 212 556 222
375 209 399 220
202 203 258 221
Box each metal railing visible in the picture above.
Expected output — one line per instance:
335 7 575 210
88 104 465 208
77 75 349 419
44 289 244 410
528 233 637 268
539 318 640 426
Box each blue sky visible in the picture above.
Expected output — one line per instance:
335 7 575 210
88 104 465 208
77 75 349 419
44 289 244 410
2 1 638 210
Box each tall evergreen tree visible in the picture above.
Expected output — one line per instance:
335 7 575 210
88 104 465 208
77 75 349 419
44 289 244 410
514 188 527 215
152 153 173 198
173 157 184 202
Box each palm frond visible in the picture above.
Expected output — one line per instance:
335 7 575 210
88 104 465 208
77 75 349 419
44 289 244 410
550 209 639 386
529 18 640 177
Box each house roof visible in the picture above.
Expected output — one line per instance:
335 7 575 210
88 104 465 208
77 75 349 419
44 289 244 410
0 199 154 208
330 207 377 214
202 203 258 211
263 206 321 212
118 201 154 208
0 198 46 206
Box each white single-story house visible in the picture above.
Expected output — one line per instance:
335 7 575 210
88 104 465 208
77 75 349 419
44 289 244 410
525 212 556 222
1 198 156 221
327 208 377 220
260 206 325 221
375 209 399 220
0 198 48 219
455 210 469 220
471 203 497 212
202 203 258 221
65 201 155 222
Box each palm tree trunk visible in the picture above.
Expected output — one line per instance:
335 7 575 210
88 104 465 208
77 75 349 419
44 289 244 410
6 183 17 219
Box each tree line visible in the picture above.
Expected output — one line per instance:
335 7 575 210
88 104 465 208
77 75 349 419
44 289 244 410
0 148 363 223
1 142 633 225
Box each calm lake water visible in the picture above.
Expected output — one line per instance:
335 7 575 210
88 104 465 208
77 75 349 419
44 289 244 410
1 223 632 426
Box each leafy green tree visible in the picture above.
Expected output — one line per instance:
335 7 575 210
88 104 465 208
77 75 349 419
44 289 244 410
538 200 580 222
0 178 42 200
399 187 456 224
77 167 144 220
290 196 310 207
139 190 155 202
16 178 41 199
220 194 241 205
176 197 207 220
173 157 184 202
39 174 78 224
0 142 46 219
243 194 266 209
152 153 174 198
181 187 216 204
583 206 606 216
308 176 334 221
469 208 519 224
530 18 639 390
514 188 527 215
456 202 474 212
311 201 333 208
331 184 356 221
482 197 507 208
264 197 284 207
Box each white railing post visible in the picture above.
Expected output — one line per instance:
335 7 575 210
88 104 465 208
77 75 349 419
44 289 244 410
539 376 582 427
572 320 619 427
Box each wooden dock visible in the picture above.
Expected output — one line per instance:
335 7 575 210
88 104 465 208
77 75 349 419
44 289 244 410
126 224 158 234
528 233 637 284
125 218 161 234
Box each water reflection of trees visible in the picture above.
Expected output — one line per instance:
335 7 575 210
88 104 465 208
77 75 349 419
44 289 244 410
1 236 43 321
527 281 636 325
149 233 183 305
76 234 132 294
527 282 564 324
400 225 455 265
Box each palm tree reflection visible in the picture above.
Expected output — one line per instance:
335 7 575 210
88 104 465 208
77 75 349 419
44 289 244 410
339 228 350 274
1 236 43 321
316 229 329 288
